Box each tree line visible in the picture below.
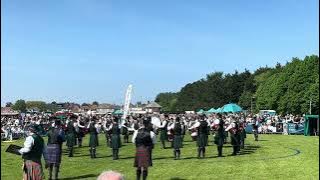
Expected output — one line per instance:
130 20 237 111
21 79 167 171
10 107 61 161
155 55 319 115
7 101 100 113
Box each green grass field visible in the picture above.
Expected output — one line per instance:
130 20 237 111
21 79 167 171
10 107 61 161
1 133 319 180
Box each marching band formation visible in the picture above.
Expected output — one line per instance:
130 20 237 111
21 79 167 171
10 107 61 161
16 112 253 180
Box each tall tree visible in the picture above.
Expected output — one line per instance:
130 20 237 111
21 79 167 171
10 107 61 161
12 99 27 112
5 102 13 107
92 101 99 106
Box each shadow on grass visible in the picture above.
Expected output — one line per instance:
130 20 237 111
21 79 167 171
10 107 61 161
170 177 187 180
118 156 135 160
60 173 98 180
95 155 113 159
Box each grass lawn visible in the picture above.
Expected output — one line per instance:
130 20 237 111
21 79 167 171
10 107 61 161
1 133 319 180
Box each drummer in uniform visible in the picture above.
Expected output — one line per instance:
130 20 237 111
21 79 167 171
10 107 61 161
213 114 225 157
167 117 175 148
225 118 239 156
191 115 209 158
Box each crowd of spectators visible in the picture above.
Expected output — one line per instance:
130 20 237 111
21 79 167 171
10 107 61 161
0 112 308 141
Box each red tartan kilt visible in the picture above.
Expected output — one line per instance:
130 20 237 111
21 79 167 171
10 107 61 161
24 160 44 180
134 146 151 168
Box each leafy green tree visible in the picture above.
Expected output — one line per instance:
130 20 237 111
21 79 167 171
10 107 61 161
5 102 13 107
92 101 99 106
155 92 179 112
155 55 319 114
12 99 27 112
26 101 47 112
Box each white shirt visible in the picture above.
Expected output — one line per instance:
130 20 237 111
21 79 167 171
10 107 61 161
19 133 47 160
132 128 157 144
158 120 167 128
189 121 200 130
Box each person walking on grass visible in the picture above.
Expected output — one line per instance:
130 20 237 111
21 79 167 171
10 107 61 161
168 117 183 160
88 116 99 158
132 119 156 180
18 125 47 180
66 115 77 157
46 118 65 180
213 113 225 157
106 116 122 160
158 114 169 149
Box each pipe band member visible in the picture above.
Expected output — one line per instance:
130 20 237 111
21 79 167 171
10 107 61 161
106 116 122 160
168 117 183 160
132 119 156 180
87 116 99 158
46 118 65 180
18 125 47 180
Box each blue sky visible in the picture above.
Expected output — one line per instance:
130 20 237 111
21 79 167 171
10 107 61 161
1 0 319 106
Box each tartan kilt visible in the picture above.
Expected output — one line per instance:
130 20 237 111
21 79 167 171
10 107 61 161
173 135 182 149
111 134 121 149
160 130 168 141
214 135 224 146
89 133 98 147
23 160 44 180
197 134 207 147
46 144 62 164
230 135 238 146
134 146 151 168
66 133 75 147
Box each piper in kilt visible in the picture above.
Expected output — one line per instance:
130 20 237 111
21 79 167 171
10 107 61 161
213 114 225 157
158 114 168 149
253 117 259 141
132 119 156 180
168 117 183 160
122 118 130 143
18 125 47 180
239 122 246 149
76 117 86 147
104 117 112 147
196 115 209 158
106 116 122 160
46 118 65 180
66 115 77 157
88 117 99 158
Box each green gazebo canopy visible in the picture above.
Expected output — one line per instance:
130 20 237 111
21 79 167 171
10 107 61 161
304 115 319 136
221 103 243 113
113 109 124 115
197 109 205 114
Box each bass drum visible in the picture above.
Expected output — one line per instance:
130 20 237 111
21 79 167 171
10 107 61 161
191 131 198 141
167 130 174 142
